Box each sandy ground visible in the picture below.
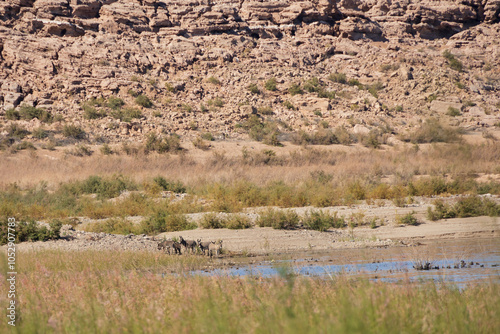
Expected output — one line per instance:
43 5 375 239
7 195 500 255
159 215 500 255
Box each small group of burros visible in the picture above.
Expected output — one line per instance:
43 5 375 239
157 236 223 257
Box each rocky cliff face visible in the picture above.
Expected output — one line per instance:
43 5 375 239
0 0 499 144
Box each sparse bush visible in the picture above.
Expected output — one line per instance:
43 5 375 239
405 118 463 143
242 115 281 146
192 137 210 150
107 96 125 110
82 104 106 119
111 107 142 122
283 100 295 110
207 76 221 85
141 210 196 234
62 124 85 139
165 82 175 92
200 213 226 229
397 212 419 225
68 144 92 157
247 83 260 94
6 124 29 139
257 209 299 229
427 196 500 221
288 83 303 96
135 95 152 108
128 89 139 97
201 132 215 141
367 82 384 98
153 176 186 193
317 88 336 99
32 127 49 139
443 50 463 72
84 217 138 235
19 105 52 122
1 219 62 245
292 130 338 146
265 78 277 91
304 77 321 93
328 72 347 84
303 210 345 231
347 79 363 89
446 106 461 117
62 174 137 199
145 133 181 153
100 144 113 155
207 97 224 108
225 214 252 229
258 106 273 115
5 108 20 120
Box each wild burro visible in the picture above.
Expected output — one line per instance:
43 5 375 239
179 236 197 254
208 240 223 258
197 239 212 256
157 239 182 255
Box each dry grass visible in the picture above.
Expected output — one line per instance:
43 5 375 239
0 250 498 333
1 142 500 190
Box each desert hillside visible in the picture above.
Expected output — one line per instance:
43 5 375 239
0 0 499 149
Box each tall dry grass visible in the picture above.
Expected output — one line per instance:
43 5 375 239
0 250 498 333
1 142 500 190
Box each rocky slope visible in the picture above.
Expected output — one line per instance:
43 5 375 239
0 0 499 146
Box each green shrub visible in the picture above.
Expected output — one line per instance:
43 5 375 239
397 212 419 225
406 118 462 143
62 124 85 139
443 50 463 72
317 88 336 99
282 100 295 110
14 141 36 151
446 107 461 117
207 76 221 85
111 107 142 122
153 176 186 193
141 211 196 234
84 217 138 235
247 83 260 94
19 105 52 122
7 124 30 139
32 127 49 139
328 72 347 84
201 132 215 141
107 96 125 110
265 78 277 91
145 133 181 153
257 208 299 229
427 196 500 221
304 77 321 93
207 97 224 108
5 108 20 120
367 82 383 98
303 210 345 231
200 213 226 229
258 106 273 115
82 104 106 119
288 83 303 96
347 79 363 89
62 174 137 199
135 95 152 108
225 214 252 229
0 219 62 245
292 130 338 146
100 144 113 155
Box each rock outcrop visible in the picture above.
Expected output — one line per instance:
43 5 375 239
0 0 498 145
